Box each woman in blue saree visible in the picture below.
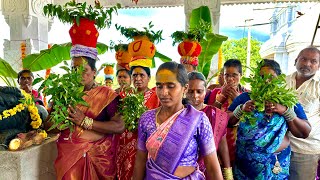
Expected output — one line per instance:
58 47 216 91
133 62 223 180
228 59 311 179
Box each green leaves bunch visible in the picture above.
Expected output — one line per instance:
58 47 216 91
43 1 121 29
118 90 147 131
108 41 129 52
114 43 129 52
34 61 88 132
240 61 298 125
115 22 164 43
171 20 211 46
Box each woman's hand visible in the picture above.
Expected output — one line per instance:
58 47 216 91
242 100 255 112
220 83 232 97
67 106 85 126
265 101 287 115
225 87 240 101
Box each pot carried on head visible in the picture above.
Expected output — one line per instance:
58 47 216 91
178 40 202 66
128 35 156 68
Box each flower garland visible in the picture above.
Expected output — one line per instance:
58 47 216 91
0 89 42 129
21 41 26 60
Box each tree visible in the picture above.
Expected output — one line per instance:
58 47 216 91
221 37 262 73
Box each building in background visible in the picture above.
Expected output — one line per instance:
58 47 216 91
260 2 320 74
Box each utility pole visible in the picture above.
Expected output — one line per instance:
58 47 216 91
245 19 253 78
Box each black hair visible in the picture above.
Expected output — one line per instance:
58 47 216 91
261 59 282 75
105 77 113 81
188 71 207 87
17 69 34 80
116 69 131 77
130 66 151 77
223 59 243 75
156 61 188 86
84 56 96 71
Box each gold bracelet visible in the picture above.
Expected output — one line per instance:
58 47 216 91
82 116 94 130
87 118 93 130
80 118 86 127
222 167 234 180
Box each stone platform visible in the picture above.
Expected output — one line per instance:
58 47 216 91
0 134 58 180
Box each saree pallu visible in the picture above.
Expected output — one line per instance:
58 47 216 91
55 86 118 180
234 112 290 180
198 106 228 175
145 105 205 179
116 88 160 180
202 105 228 148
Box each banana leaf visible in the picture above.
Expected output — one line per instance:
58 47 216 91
198 33 228 78
189 6 212 31
23 42 108 72
189 6 228 78
152 51 172 68
0 57 18 86
0 58 18 78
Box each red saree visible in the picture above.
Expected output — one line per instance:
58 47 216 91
116 88 160 180
54 86 118 180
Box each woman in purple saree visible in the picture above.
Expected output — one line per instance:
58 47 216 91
133 62 223 180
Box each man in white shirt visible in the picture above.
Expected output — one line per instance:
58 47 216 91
286 46 320 180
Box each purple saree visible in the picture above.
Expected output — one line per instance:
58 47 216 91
137 105 216 179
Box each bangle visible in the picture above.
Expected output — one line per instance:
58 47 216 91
82 116 94 130
222 167 234 180
233 105 243 119
283 108 296 122
80 118 86 127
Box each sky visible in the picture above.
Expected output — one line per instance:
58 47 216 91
0 3 275 77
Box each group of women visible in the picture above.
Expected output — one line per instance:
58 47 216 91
52 54 311 180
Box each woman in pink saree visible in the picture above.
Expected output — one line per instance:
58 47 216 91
133 62 223 180
186 72 232 179
53 56 125 180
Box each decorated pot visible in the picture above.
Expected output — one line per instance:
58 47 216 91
128 35 156 59
178 40 202 57
178 40 202 66
115 50 132 64
69 18 99 48
104 65 114 75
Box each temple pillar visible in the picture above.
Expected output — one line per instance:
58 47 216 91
1 0 53 72
184 0 221 81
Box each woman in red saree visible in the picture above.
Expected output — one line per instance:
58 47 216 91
53 56 125 180
133 62 223 180
186 72 233 179
206 59 247 167
116 66 160 180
